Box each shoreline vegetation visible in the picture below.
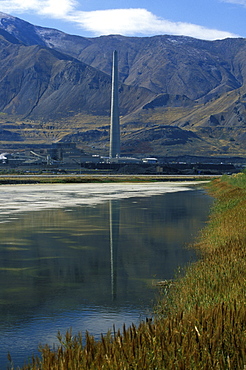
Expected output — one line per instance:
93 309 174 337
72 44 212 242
0 174 218 185
11 173 246 369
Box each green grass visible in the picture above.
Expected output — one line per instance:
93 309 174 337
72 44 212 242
0 174 216 185
220 171 246 189
10 174 246 369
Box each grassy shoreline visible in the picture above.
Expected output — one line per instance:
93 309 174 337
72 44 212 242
0 174 218 185
14 174 246 369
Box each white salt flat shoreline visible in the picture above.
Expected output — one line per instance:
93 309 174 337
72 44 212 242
0 181 206 219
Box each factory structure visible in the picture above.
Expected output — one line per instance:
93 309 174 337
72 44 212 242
108 50 157 164
109 50 121 159
108 50 149 163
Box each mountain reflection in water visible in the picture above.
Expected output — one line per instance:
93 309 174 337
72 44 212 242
0 186 213 367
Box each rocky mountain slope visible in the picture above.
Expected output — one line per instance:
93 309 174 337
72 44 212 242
0 12 245 157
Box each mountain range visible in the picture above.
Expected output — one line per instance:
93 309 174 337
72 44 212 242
0 11 245 158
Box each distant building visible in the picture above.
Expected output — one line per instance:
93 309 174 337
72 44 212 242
49 142 83 162
142 158 158 164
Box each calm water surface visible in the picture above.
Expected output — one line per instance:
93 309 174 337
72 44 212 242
0 183 213 368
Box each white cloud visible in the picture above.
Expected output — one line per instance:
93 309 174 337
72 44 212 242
71 8 238 40
222 0 246 5
39 0 77 17
0 0 77 17
0 0 39 12
0 0 240 40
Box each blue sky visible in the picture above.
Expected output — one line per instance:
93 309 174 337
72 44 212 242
1 0 246 40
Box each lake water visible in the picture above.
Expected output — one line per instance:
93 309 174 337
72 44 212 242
0 182 213 368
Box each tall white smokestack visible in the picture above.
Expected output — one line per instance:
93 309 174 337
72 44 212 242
109 50 120 158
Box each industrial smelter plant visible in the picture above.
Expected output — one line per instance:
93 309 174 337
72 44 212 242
0 51 239 174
